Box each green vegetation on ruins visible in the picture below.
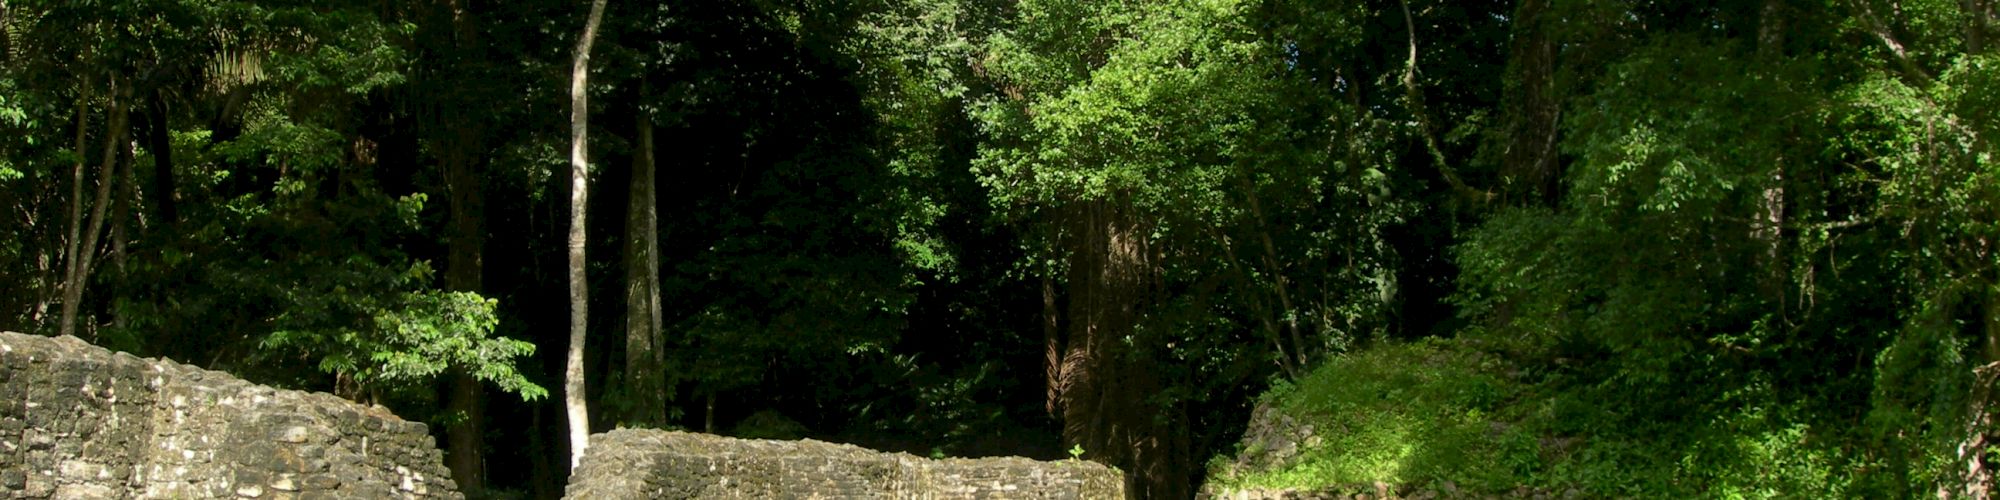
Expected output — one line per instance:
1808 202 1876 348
2 0 1997 498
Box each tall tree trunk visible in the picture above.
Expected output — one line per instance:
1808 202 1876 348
108 113 135 334
1244 186 1307 369
145 88 175 225
1396 0 1482 203
1499 0 1561 206
623 109 666 427
60 81 91 338
1755 0 1790 309
1053 198 1187 499
565 0 609 472
60 76 128 341
443 133 487 493
429 3 492 492
1042 267 1063 417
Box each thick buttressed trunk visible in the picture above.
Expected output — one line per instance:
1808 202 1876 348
1498 0 1562 207
443 129 487 493
565 0 609 472
623 109 666 428
1042 268 1063 417
1051 199 1191 499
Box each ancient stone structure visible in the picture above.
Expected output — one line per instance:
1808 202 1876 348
1220 402 1319 476
0 331 458 499
0 329 1125 499
566 428 1125 499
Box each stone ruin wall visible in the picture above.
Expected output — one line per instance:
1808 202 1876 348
0 331 458 499
566 428 1126 499
0 329 1126 499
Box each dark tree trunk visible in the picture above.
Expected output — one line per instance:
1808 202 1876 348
622 109 666 428
145 88 175 225
1052 198 1189 499
1498 0 1562 207
1244 185 1307 370
529 403 558 500
60 75 129 341
1754 0 1791 307
60 81 91 339
427 2 493 492
1768 0 1800 306
108 109 135 334
443 135 487 494
1042 268 1063 417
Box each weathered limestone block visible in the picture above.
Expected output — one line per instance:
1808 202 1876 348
566 428 1125 499
0 331 459 499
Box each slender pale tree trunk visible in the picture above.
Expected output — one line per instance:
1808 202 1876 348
566 0 608 472
60 76 128 341
623 108 665 427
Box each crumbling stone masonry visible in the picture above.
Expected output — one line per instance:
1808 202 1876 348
1 329 1125 499
566 428 1126 499
0 331 459 499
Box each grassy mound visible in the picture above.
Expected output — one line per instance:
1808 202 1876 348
1205 338 1863 498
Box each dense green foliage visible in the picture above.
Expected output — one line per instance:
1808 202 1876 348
1218 0 2000 497
2 0 1996 497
